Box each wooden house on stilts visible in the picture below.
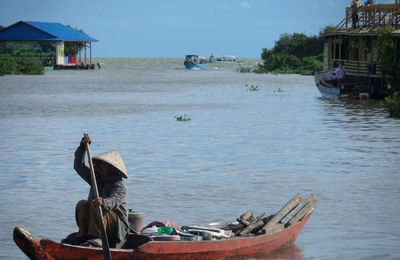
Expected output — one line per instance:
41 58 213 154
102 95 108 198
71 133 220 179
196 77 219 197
0 21 98 70
315 1 400 99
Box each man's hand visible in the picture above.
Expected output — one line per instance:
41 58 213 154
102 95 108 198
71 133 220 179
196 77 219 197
80 133 92 149
93 197 104 207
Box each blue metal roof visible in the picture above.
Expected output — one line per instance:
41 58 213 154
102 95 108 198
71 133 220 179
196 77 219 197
0 21 97 42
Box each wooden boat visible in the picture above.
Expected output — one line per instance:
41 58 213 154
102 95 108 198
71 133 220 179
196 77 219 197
13 210 313 260
14 193 315 259
315 71 369 100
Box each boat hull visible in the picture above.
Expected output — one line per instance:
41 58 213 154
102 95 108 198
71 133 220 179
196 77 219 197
184 61 208 70
316 81 341 99
315 71 369 100
14 212 312 260
316 82 369 100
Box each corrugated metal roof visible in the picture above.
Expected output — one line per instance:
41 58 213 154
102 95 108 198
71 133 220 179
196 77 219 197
0 21 97 42
323 28 382 37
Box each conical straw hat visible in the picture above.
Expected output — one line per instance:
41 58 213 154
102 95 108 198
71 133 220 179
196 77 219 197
93 150 128 178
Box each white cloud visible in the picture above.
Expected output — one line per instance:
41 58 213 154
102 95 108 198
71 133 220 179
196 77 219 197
239 2 251 9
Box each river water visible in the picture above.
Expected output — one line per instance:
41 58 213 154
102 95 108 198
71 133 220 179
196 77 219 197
0 58 399 259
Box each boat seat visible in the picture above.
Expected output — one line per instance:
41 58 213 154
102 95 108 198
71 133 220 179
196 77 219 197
122 234 152 249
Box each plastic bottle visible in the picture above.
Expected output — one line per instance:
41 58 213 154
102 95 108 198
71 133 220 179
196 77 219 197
142 225 158 236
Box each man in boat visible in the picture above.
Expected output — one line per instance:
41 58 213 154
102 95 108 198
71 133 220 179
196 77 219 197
335 62 346 87
70 133 130 248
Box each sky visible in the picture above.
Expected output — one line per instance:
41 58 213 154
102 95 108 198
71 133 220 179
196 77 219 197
0 0 396 58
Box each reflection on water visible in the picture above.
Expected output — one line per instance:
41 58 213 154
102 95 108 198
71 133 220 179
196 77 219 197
0 58 400 259
230 245 303 260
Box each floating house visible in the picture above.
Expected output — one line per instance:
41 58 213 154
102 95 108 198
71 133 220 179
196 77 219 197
315 2 400 99
0 21 97 69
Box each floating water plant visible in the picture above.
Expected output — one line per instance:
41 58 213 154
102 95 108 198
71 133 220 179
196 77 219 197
246 84 259 91
238 66 253 73
273 88 284 92
175 114 191 122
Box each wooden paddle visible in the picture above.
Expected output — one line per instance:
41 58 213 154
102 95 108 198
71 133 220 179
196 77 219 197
85 142 112 260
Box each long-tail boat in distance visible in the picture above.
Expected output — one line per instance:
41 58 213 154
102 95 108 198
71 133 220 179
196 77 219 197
184 54 208 69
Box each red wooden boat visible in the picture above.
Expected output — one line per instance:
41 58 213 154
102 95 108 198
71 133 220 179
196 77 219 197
13 209 313 260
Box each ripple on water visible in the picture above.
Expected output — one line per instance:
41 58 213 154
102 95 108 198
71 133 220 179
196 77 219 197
1 58 400 259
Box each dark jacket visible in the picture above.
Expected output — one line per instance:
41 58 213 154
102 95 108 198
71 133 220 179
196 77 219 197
74 146 129 244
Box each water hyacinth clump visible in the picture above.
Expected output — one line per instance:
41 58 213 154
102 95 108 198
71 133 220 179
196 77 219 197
175 114 191 122
238 66 253 73
246 84 259 91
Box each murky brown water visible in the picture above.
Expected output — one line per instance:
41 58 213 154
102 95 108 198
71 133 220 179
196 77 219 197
1 58 399 259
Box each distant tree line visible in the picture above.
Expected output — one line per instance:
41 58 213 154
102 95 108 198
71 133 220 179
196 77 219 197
256 30 328 75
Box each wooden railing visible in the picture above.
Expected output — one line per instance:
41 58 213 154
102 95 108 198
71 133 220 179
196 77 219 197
339 3 400 30
330 59 381 77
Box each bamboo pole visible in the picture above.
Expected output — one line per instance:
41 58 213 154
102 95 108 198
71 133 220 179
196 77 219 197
86 143 112 260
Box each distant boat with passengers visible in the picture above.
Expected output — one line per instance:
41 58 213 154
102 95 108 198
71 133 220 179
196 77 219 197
208 54 240 63
184 54 208 70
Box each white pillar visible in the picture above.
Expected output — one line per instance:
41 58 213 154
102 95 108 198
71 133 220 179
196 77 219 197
56 42 65 65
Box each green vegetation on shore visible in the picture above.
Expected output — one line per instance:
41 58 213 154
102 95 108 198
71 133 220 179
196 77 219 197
378 27 400 118
0 43 48 76
378 27 400 91
0 54 44 76
384 92 400 118
64 25 86 57
256 32 325 75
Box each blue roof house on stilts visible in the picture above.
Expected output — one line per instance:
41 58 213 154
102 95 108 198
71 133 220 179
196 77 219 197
0 21 98 69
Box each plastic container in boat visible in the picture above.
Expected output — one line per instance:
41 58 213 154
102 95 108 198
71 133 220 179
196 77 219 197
151 234 181 241
142 226 158 236
128 210 145 233
157 226 174 235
